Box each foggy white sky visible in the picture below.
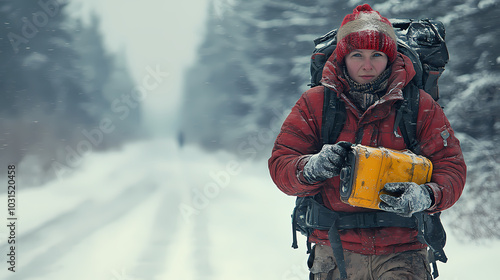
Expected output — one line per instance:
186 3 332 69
68 0 209 135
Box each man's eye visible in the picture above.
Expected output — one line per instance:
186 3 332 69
351 53 362 57
373 53 384 57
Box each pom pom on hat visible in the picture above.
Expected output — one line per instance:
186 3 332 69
335 4 397 63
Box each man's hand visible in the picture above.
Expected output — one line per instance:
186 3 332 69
379 182 433 217
302 141 352 183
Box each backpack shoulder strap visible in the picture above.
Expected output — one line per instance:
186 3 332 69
323 84 419 150
321 86 346 145
395 83 421 154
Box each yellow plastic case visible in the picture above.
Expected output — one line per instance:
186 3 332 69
339 145 433 210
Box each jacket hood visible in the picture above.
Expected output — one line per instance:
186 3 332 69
320 51 417 100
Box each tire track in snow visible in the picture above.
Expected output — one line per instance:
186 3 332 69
128 189 181 279
2 182 159 280
192 210 214 280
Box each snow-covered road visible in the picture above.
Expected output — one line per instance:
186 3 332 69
0 138 304 280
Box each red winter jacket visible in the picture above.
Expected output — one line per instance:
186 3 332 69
268 52 466 255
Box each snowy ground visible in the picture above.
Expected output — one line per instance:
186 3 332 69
0 138 498 280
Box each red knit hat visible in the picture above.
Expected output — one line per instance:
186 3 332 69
335 4 397 63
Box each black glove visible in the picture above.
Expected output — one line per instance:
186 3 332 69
379 182 433 217
302 141 352 183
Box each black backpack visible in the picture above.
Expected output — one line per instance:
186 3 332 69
291 19 450 279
